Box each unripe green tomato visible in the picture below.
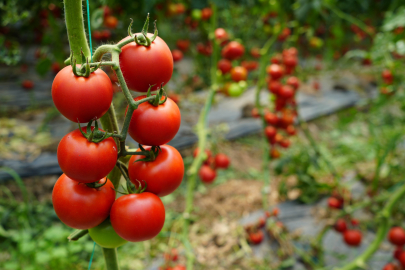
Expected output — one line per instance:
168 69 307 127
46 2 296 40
228 83 244 97
238 80 247 90
89 219 127 248
191 9 202 20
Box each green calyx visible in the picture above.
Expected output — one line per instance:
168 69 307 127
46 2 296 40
146 84 168 106
78 120 113 143
135 144 161 162
70 50 101 77
128 14 158 47
85 177 109 189
115 160 148 195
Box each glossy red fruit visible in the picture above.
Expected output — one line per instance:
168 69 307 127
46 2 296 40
172 49 183 62
217 59 232 74
283 56 298 68
119 34 173 92
128 145 184 197
52 66 113 123
382 69 393 84
398 252 405 267
394 246 403 260
343 230 362 246
176 39 190 52
278 28 291 41
164 248 179 262
175 3 186 14
272 207 279 217
258 217 266 228
214 153 230 169
270 133 283 145
201 7 212 20
215 28 228 42
199 165 216 184
286 125 296 136
22 80 34 90
127 96 181 146
270 148 281 159
267 80 282 95
51 62 61 74
221 41 245 60
265 126 277 139
251 107 260 118
328 197 343 209
52 174 115 229
388 227 405 246
249 230 264 245
230 66 248 82
286 76 300 90
57 127 117 183
279 139 290 148
334 219 347 233
264 112 278 126
250 47 261 58
383 263 398 270
104 15 118 29
267 64 284 80
172 265 186 270
271 54 282 64
351 219 359 226
278 85 294 99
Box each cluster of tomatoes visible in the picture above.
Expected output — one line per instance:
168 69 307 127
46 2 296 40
196 149 230 184
383 227 405 269
244 208 280 245
251 47 299 159
159 248 186 270
50 21 183 247
92 6 119 41
380 69 395 95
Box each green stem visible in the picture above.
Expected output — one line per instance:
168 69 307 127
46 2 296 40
102 248 120 270
334 183 405 270
68 229 88 241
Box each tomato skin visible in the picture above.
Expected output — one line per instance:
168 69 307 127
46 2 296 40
251 108 260 118
388 227 405 246
89 219 128 248
127 96 181 146
270 148 280 159
52 174 115 229
57 127 117 183
104 15 118 29
215 28 228 41
267 64 284 80
394 246 403 260
267 80 282 95
22 80 34 90
199 165 216 184
172 49 183 62
176 39 190 52
110 192 165 242
278 85 294 99
128 145 184 197
249 230 264 245
328 197 343 209
250 47 260 58
283 56 298 68
230 66 248 82
214 153 230 169
334 219 347 233
52 66 113 123
265 126 277 139
343 230 362 246
172 265 186 270
221 41 245 60
286 76 300 90
119 34 173 92
400 252 405 268
383 263 398 270
201 7 212 20
217 59 232 74
264 112 278 126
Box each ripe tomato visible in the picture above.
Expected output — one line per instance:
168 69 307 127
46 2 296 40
176 39 190 52
388 227 405 246
51 62 61 74
175 3 186 14
265 126 277 139
286 76 300 90
334 219 347 233
214 153 230 169
257 217 266 228
270 148 281 159
164 248 179 262
52 66 113 123
199 165 216 184
264 112 278 126
231 66 248 82
400 252 405 268
267 80 282 95
279 139 290 148
172 265 186 270
52 174 115 229
351 219 359 226
201 7 212 20
119 34 173 92
22 80 34 90
283 56 298 68
104 15 118 29
172 49 183 62
249 230 264 245
250 47 260 58
221 41 245 60
286 125 296 136
328 197 343 209
251 107 260 118
215 28 228 42
127 96 181 146
272 207 279 216
270 133 283 145
267 64 283 80
57 127 117 183
89 219 128 248
271 54 282 64
128 145 184 197
278 28 291 41
394 246 403 260
383 263 398 270
110 192 165 242
343 230 362 246
278 85 294 99
217 59 232 74
382 69 393 84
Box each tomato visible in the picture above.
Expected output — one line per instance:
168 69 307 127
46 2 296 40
251 107 260 118
57 127 117 183
128 145 184 197
334 219 347 233
230 66 248 82
400 252 405 268
270 133 283 145
172 265 186 270
214 153 230 169
249 230 264 245
52 174 115 229
175 3 186 14
394 246 403 260
110 192 165 242
164 248 179 262
119 34 173 92
250 47 260 58
278 85 294 99
283 56 298 68
191 9 202 20
286 76 300 90
278 28 291 41
265 126 277 139
257 217 266 228
328 197 343 209
172 49 183 62
51 62 61 74
221 41 245 60
286 125 296 136
351 219 359 226
103 6 112 18
267 80 282 95
104 15 118 29
388 227 405 246
313 81 320 91
271 54 282 64
176 39 190 52
267 64 283 80
22 80 34 90
201 7 212 20
270 148 281 159
89 219 128 248
383 263 398 270
52 66 113 123
264 112 278 126
199 165 216 184
382 69 393 84
215 28 228 42
272 207 279 216
228 83 244 97
343 230 362 246
127 96 181 146
217 59 232 74
279 139 290 148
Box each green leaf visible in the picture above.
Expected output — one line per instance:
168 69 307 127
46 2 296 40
91 8 104 29
382 6 405 32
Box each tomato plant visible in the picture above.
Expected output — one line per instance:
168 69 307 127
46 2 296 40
88 219 128 248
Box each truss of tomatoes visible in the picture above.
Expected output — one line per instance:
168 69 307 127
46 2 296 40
50 23 184 248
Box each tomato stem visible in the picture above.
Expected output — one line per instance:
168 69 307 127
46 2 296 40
67 229 88 241
102 248 120 270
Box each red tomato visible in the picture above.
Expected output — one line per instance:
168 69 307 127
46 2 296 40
127 96 181 146
265 126 277 139
101 29 111 40
383 263 398 270
257 217 266 228
110 192 165 242
57 127 117 183
250 47 261 58
394 246 403 260
278 85 294 99
270 148 281 159
172 49 183 62
104 16 118 29
52 174 115 229
278 28 291 41
175 3 186 14
230 66 248 82
267 80 282 94
351 219 359 226
286 125 296 136
251 107 260 118
270 133 283 145
51 62 61 74
382 69 393 84
214 153 230 169
343 230 362 246
22 80 34 90
128 145 184 197
272 207 279 216
279 139 290 148
221 41 245 60
199 165 216 184
264 112 278 126
286 76 300 90
389 227 405 246
176 39 190 52
164 248 179 262
271 54 282 64
334 219 347 233
328 197 343 209
313 81 320 91
267 64 283 80
215 28 228 42
217 59 232 74
172 265 186 270
399 252 405 268
283 56 298 68
52 66 113 123
201 7 212 20
249 230 264 244
119 34 173 92
103 6 112 17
